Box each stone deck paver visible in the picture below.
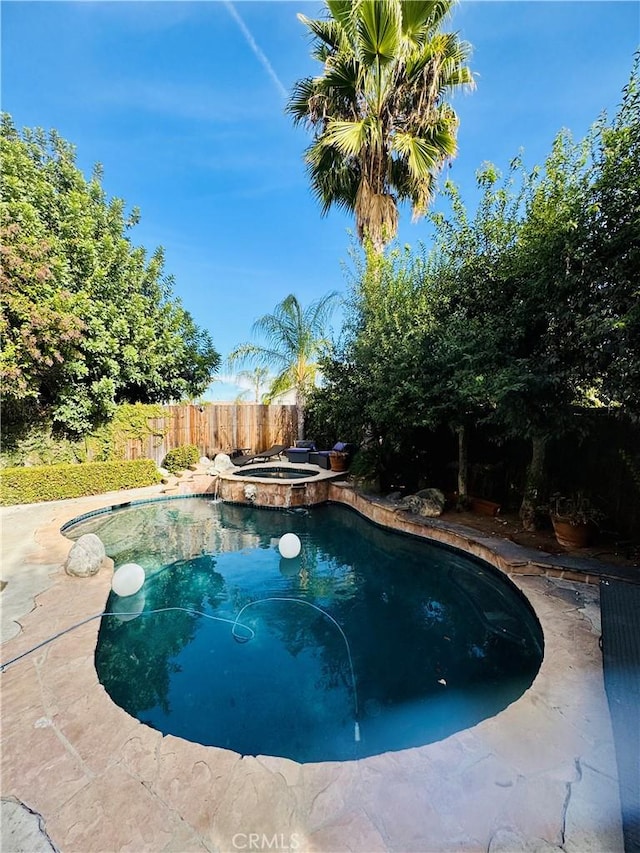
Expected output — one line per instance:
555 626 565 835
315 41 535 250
0 480 627 853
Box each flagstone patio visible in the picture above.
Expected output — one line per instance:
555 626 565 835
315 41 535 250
0 482 625 852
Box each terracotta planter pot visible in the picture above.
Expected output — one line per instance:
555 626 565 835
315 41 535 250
551 516 592 548
329 452 348 473
469 497 501 517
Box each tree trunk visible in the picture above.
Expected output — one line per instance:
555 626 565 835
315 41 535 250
296 393 305 441
457 424 468 503
520 434 547 531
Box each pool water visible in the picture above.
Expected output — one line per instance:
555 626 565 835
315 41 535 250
70 499 543 763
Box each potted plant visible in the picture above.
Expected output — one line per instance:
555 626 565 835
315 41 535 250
329 450 349 472
548 492 604 548
328 441 351 473
469 496 502 517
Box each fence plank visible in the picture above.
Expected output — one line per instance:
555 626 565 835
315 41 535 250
123 404 298 465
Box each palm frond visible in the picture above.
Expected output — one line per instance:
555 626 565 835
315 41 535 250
297 14 344 51
409 173 437 220
325 0 358 43
253 311 298 358
357 0 402 66
323 55 360 99
266 367 297 402
355 176 398 249
227 342 288 372
424 121 458 158
321 119 371 156
226 343 263 367
443 63 476 90
304 290 341 339
400 1 452 44
306 141 360 215
394 131 442 177
388 154 436 219
286 77 318 125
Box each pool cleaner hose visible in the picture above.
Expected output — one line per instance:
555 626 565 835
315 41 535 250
1 599 361 742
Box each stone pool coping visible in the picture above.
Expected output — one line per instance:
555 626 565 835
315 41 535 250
328 483 640 587
0 482 625 852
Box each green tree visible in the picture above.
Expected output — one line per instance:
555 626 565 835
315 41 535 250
428 144 599 528
228 292 339 439
581 58 640 412
312 145 607 511
0 115 220 438
309 57 640 522
431 56 640 522
287 0 474 253
308 244 462 490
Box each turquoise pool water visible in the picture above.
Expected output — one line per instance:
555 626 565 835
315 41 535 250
69 498 543 763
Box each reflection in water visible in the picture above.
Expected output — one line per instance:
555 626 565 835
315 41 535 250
112 591 146 623
78 499 544 763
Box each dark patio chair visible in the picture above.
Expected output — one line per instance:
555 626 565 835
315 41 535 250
285 440 316 464
230 445 286 466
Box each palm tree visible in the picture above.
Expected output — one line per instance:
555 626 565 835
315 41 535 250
287 0 475 253
227 292 339 439
234 366 271 403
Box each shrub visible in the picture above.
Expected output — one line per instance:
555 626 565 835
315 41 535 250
163 445 199 474
0 425 88 469
0 404 168 468
87 403 167 462
0 459 161 506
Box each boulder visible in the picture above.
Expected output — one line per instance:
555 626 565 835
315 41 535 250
1 800 56 853
64 533 106 577
212 453 234 472
399 488 445 518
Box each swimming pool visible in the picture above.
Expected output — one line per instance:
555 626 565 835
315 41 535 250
68 498 543 763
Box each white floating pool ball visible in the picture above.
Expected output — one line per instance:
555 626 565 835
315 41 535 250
112 562 145 597
278 533 301 559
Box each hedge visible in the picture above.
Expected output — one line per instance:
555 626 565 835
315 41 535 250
163 444 200 474
0 459 162 506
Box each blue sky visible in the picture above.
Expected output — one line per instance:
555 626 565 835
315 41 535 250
2 1 638 400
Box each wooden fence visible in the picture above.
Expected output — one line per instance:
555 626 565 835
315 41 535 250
124 404 298 465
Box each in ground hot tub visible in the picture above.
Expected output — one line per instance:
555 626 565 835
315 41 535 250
233 467 319 480
218 461 341 508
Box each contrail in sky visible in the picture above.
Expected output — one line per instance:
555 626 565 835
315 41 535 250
223 1 288 100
